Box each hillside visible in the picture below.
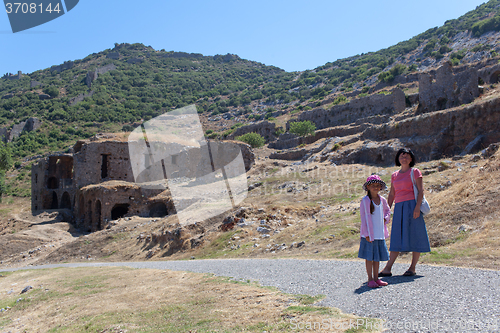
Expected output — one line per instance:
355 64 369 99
1 1 500 173
0 0 499 272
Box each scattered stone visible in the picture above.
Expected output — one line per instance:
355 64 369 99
248 182 263 191
459 225 471 232
481 143 499 158
20 286 32 294
296 241 305 248
257 227 270 234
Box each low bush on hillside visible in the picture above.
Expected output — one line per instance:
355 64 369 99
289 120 316 137
235 132 265 148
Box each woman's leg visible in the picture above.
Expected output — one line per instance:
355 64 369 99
381 251 399 274
365 260 374 281
408 252 420 273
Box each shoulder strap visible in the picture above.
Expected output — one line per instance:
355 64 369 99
410 167 415 185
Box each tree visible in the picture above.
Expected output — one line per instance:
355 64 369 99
235 132 265 148
289 120 316 137
43 86 59 98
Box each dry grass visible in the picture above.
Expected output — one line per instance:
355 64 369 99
0 267 380 332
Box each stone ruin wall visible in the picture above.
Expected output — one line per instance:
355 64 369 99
1 117 41 143
288 88 405 131
362 96 500 159
73 141 135 188
32 139 255 231
478 62 500 85
31 155 75 213
76 183 175 231
418 61 479 113
227 120 277 143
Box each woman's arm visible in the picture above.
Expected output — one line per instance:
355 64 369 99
413 171 424 219
382 197 391 224
387 183 395 208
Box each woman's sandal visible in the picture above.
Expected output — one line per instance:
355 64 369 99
403 270 416 276
378 271 392 277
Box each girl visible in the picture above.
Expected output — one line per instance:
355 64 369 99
379 148 431 277
359 175 391 288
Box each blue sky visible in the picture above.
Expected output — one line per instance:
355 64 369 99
0 0 489 75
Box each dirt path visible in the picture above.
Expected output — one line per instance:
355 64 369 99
3 259 499 332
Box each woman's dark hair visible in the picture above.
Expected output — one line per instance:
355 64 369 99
395 148 416 167
367 191 375 214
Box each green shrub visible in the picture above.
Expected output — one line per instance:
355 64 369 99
43 86 59 98
235 132 265 148
289 120 316 137
222 129 234 138
378 64 407 83
122 124 135 132
333 95 347 105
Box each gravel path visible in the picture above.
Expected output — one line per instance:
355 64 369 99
3 259 499 332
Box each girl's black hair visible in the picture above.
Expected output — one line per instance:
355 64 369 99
367 191 375 214
395 148 416 167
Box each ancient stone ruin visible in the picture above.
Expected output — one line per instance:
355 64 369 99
31 137 254 232
418 61 478 113
0 117 42 143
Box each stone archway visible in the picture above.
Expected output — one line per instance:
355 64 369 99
47 177 58 189
50 191 58 209
149 202 168 217
61 192 71 209
490 71 500 83
111 204 129 220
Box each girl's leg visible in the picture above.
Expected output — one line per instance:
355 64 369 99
365 260 374 281
408 252 420 273
372 261 380 281
381 251 399 274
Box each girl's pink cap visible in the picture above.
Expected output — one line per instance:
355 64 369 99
362 175 387 191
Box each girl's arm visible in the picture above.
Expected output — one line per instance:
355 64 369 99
359 198 373 242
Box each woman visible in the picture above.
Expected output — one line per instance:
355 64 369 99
379 148 431 276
